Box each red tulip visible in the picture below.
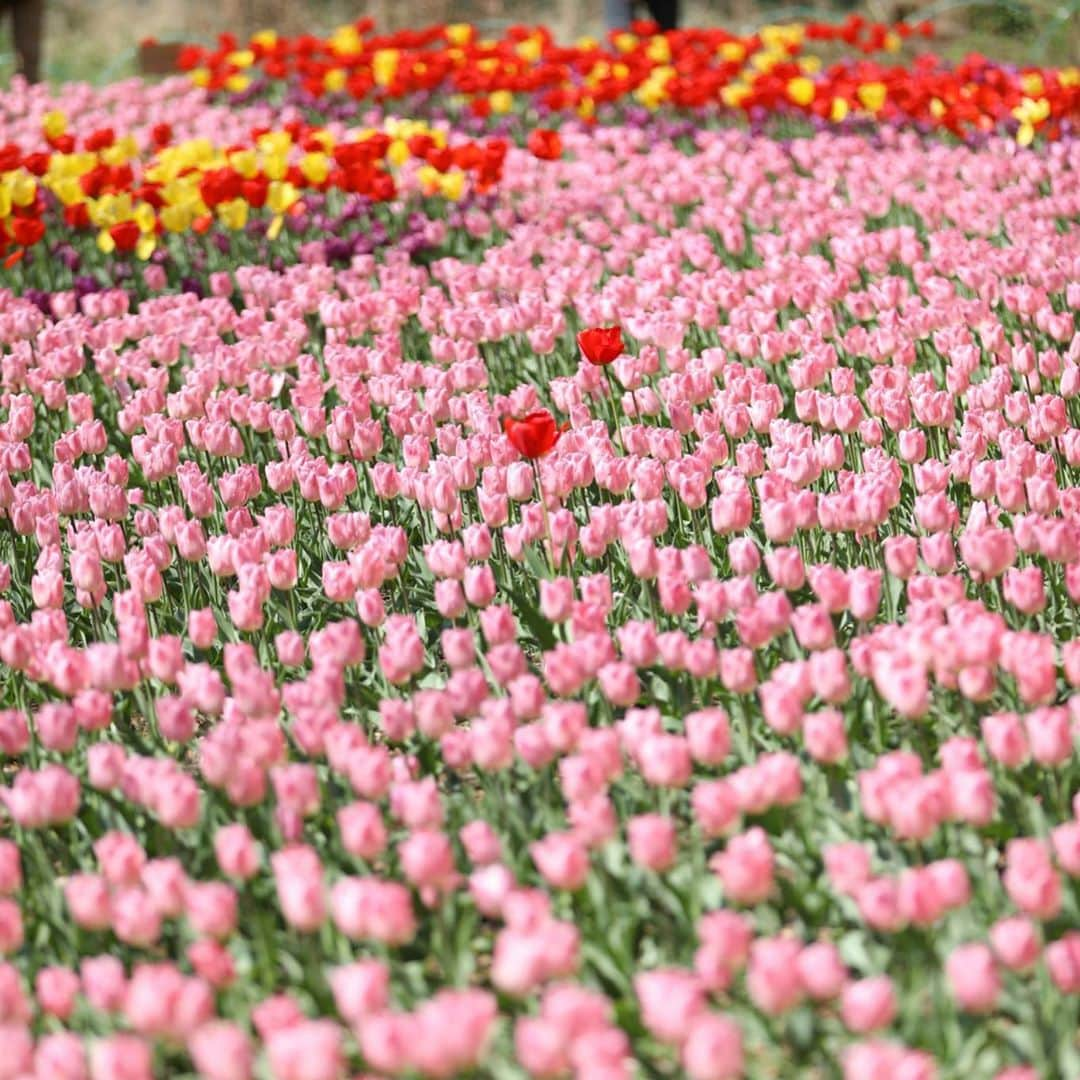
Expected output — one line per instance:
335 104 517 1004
526 128 563 161
110 220 141 252
577 326 623 366
10 217 45 247
503 410 562 459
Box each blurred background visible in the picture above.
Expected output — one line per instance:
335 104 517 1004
1 0 1077 85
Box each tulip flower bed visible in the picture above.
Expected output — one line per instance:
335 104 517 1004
0 17 1079 1080
171 18 1079 145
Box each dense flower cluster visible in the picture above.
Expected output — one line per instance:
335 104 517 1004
170 18 1079 142
0 15 1078 1080
1 110 505 267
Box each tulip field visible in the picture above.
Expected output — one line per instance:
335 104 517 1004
0 15 1079 1080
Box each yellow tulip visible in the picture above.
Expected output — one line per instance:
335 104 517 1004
787 77 815 107
257 131 292 157
515 36 542 63
761 23 802 48
373 49 399 87
229 149 259 179
489 90 513 114
324 68 347 93
44 151 94 181
8 171 36 207
830 97 849 122
262 152 288 182
43 111 67 139
445 23 471 46
439 170 465 201
751 48 784 73
857 82 887 113
51 177 83 206
721 83 751 107
266 180 299 215
299 152 330 185
133 202 156 234
161 178 200 207
1012 97 1050 124
417 164 440 193
636 86 663 109
88 193 133 227
1020 73 1044 97
217 198 248 230
160 203 194 233
329 25 362 55
646 37 671 64
100 144 129 167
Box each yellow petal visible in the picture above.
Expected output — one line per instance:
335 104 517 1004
440 170 464 201
646 36 671 64
445 23 471 46
515 36 542 62
856 82 887 113
787 76 815 107
42 110 67 139
299 152 330 184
